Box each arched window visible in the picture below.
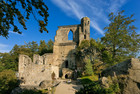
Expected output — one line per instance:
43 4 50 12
65 60 68 68
84 35 86 39
88 21 90 24
68 30 73 40
65 74 68 79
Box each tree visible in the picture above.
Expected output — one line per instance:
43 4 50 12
85 59 93 76
38 40 48 55
0 70 18 94
25 41 38 53
46 39 53 53
0 0 49 38
102 10 140 63
0 53 17 71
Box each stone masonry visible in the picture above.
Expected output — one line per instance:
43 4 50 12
18 17 90 87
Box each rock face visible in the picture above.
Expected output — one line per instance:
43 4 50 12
101 58 140 94
100 77 109 88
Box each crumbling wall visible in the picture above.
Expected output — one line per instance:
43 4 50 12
18 54 59 86
18 17 91 87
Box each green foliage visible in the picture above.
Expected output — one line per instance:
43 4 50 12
0 0 49 38
25 41 39 54
76 81 114 94
20 89 42 94
81 75 98 83
0 53 18 71
76 39 113 75
102 10 140 63
85 59 94 76
46 39 53 53
77 77 121 94
0 70 18 94
39 40 48 55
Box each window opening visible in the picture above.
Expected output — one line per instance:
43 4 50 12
68 30 73 40
84 35 86 39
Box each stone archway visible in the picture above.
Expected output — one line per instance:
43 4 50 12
62 68 73 79
65 74 68 79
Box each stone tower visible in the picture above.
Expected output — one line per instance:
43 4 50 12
53 17 90 75
79 17 90 43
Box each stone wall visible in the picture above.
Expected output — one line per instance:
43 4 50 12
101 58 140 94
19 54 59 86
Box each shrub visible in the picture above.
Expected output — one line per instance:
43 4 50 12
0 70 18 94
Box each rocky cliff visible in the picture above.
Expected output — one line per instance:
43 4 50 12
101 58 140 94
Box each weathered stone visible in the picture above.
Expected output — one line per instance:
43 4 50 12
101 58 140 94
62 68 73 79
100 77 109 88
18 17 90 88
39 80 52 89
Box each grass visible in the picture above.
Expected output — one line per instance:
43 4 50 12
80 74 98 85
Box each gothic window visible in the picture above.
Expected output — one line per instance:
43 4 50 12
88 21 90 24
84 35 86 39
68 30 73 40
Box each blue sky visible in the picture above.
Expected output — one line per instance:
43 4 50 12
0 0 140 53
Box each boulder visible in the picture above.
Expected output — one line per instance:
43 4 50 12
101 58 140 94
100 77 109 88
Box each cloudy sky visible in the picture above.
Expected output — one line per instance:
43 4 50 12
0 0 140 53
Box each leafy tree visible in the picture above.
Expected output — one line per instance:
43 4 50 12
0 70 18 94
0 53 17 71
85 59 93 76
0 62 5 72
38 40 48 55
46 39 53 53
25 41 38 54
102 10 140 63
0 0 49 38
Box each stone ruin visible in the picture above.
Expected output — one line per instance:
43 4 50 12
101 58 140 94
18 17 90 87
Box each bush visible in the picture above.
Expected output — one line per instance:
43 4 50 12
85 59 94 76
76 81 114 94
77 76 121 94
0 70 18 94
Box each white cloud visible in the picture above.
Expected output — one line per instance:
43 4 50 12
0 43 8 48
109 0 127 13
0 50 10 53
51 0 127 35
0 43 10 53
9 31 23 36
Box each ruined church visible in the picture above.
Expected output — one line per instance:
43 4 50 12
18 17 90 86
